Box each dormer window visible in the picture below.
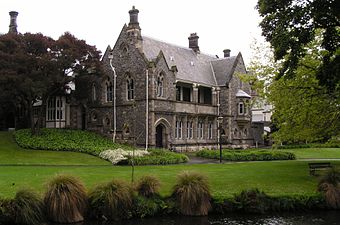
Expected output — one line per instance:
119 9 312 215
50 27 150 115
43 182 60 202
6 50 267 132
238 102 244 115
126 75 134 100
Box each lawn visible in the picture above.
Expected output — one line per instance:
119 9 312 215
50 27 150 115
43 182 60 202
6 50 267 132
1 131 340 199
284 148 340 159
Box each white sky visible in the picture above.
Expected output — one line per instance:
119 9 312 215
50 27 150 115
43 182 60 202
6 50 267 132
0 0 264 65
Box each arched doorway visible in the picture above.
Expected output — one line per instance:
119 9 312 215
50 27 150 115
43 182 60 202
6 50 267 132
156 124 165 148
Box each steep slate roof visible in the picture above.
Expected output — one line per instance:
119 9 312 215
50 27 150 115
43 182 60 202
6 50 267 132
142 35 242 87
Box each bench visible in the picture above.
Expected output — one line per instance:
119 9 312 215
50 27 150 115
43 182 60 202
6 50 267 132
308 162 332 176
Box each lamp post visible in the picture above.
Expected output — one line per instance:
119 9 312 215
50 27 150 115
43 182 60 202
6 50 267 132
218 116 223 163
108 52 116 143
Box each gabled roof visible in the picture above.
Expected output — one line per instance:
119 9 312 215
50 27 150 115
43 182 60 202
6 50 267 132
142 36 245 87
142 36 218 86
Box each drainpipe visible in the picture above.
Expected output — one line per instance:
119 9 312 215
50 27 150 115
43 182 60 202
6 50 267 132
145 69 149 151
108 53 116 142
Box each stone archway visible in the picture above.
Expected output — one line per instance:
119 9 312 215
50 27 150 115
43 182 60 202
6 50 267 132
156 123 165 148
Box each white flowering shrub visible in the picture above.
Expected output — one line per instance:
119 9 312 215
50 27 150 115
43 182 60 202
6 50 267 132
99 148 150 164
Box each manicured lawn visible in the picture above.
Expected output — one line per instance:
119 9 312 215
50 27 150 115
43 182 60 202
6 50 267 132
1 131 340 199
284 148 340 159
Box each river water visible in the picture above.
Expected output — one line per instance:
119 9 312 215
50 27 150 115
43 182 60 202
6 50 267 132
68 210 339 225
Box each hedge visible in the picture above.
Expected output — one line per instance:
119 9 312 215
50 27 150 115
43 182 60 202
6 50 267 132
196 149 296 161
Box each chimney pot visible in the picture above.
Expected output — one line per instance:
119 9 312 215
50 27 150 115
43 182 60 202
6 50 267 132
223 49 231 58
188 33 200 53
8 11 18 34
129 6 139 26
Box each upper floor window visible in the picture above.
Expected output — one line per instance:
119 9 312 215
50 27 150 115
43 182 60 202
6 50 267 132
106 80 113 102
198 86 212 105
156 73 164 97
92 83 97 101
176 84 192 102
238 102 244 115
126 76 134 100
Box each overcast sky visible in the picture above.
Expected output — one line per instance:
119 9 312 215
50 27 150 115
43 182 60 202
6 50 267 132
1 0 264 65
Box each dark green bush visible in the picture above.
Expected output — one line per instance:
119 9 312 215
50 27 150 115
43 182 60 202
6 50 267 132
13 189 44 225
44 174 88 223
88 179 133 221
122 149 189 165
14 128 131 156
196 149 295 161
234 188 270 214
172 171 211 216
132 196 168 218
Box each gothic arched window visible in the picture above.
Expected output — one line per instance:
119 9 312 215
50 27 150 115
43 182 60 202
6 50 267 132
106 79 113 102
126 76 134 100
156 73 164 97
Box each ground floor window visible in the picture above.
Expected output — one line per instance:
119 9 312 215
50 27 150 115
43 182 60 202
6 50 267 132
197 121 204 139
175 120 182 139
187 121 193 139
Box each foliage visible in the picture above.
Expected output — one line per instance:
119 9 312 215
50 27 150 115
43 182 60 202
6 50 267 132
0 32 102 133
257 0 340 93
88 179 133 220
123 149 189 165
15 128 131 155
317 168 340 209
135 175 161 198
233 188 270 214
196 149 295 161
276 143 340 149
132 195 169 218
13 189 44 225
99 149 149 164
172 171 211 216
44 174 88 223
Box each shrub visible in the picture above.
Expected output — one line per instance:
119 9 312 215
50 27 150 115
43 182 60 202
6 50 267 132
44 174 88 223
135 175 161 198
88 179 133 220
13 189 44 225
196 149 295 161
132 195 167 218
99 149 150 164
172 171 211 216
317 168 340 209
234 188 270 214
125 149 189 165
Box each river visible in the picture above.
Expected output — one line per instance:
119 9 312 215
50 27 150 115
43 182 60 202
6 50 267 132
58 210 339 225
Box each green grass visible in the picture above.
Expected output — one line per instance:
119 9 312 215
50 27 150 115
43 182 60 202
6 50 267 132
283 148 340 159
0 132 110 165
1 131 340 199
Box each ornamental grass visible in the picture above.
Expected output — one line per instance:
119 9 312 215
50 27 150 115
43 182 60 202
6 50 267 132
44 174 88 223
172 171 211 216
13 189 44 225
88 179 133 220
317 168 340 209
135 175 161 198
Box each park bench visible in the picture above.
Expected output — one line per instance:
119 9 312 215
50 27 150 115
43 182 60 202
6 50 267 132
308 162 332 176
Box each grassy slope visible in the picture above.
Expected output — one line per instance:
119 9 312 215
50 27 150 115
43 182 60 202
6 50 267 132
1 131 340 199
0 132 110 165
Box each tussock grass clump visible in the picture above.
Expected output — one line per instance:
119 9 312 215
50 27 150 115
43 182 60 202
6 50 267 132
88 179 133 220
44 174 88 223
318 168 340 209
135 175 161 198
0 198 15 224
172 171 211 216
13 189 44 225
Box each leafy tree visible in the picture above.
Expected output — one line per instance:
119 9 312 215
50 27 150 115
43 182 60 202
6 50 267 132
257 0 340 93
0 32 102 134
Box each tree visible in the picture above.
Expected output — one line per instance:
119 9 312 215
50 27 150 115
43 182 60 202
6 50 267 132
0 32 102 134
257 0 340 93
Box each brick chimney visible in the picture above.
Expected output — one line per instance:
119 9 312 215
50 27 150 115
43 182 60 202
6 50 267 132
188 33 200 53
223 49 231 58
8 11 18 34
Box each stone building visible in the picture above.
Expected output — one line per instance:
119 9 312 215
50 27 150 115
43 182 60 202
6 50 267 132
2 8 255 150
87 6 254 150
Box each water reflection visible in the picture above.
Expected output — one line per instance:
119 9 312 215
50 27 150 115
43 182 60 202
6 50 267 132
51 211 340 225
